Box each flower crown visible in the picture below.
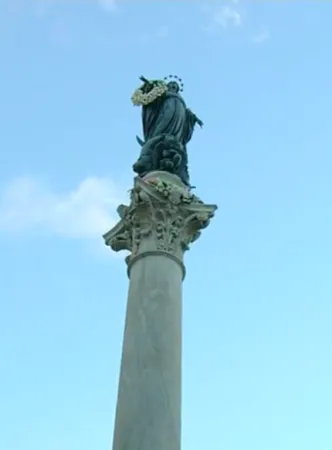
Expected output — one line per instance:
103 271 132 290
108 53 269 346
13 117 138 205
163 75 184 92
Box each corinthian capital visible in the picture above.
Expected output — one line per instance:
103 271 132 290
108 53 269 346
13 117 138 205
103 171 217 264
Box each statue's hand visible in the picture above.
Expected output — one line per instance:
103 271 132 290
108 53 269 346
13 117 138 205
196 117 204 128
193 114 203 128
188 108 203 128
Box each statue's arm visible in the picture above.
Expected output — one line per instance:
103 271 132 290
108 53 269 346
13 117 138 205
139 76 163 95
187 108 203 128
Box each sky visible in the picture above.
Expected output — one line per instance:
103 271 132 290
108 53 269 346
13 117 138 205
0 1 332 449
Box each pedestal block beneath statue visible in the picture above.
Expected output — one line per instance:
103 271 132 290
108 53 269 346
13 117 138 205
103 171 217 450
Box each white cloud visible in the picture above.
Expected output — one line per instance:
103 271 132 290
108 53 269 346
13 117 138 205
0 176 125 239
252 26 270 44
213 5 243 28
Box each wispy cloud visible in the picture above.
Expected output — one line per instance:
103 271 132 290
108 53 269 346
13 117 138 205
252 26 270 44
201 0 245 34
213 4 243 29
202 1 270 44
0 176 124 239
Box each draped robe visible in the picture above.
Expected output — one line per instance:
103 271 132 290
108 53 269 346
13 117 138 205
134 88 198 186
141 91 197 145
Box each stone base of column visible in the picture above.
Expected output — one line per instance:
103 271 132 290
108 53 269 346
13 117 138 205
103 171 217 450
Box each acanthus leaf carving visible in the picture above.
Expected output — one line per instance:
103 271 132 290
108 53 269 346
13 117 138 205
103 175 217 260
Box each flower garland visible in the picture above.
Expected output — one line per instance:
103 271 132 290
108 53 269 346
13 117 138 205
131 80 167 106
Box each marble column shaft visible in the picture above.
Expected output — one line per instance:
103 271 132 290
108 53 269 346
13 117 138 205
103 171 217 450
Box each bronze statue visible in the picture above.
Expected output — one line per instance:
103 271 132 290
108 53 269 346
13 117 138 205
131 75 203 187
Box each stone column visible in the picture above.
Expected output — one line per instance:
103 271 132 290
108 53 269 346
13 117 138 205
103 171 217 450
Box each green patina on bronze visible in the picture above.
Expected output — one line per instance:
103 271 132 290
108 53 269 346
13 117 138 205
132 75 203 187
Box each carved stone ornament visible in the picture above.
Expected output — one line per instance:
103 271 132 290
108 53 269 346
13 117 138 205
103 171 217 265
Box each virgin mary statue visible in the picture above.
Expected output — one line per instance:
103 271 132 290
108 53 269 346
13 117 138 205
131 76 203 186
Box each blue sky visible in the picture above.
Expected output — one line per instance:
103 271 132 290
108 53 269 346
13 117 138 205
1 1 332 449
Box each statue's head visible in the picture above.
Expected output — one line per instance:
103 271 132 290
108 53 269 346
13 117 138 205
163 74 184 94
167 81 180 94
